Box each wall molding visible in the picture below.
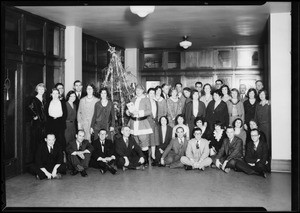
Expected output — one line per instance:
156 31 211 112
271 159 291 173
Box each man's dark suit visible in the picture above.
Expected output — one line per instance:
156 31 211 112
154 125 173 163
235 139 269 175
31 142 66 179
90 138 115 171
66 139 94 171
115 136 144 169
213 136 243 169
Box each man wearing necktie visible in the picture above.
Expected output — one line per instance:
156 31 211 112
239 84 248 103
115 126 145 171
90 129 117 174
67 129 94 177
213 126 243 173
160 127 188 168
30 133 66 180
235 129 269 178
181 128 212 170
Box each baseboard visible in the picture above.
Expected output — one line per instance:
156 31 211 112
271 159 291 172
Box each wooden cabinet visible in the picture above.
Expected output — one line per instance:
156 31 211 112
181 49 214 69
214 48 233 69
236 47 263 68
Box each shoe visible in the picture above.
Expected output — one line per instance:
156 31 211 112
36 175 40 180
99 169 107 174
211 164 217 168
224 168 231 173
70 170 79 176
80 170 88 177
184 165 193 170
53 173 62 179
151 161 158 166
122 166 127 171
262 172 267 178
136 165 145 170
158 163 165 167
200 167 205 171
108 167 117 175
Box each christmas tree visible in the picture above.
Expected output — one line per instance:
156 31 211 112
101 43 137 132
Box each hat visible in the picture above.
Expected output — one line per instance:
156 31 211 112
135 84 145 91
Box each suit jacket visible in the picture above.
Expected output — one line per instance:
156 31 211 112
185 138 210 162
245 139 269 165
162 137 188 159
35 142 63 171
91 138 115 162
157 125 173 150
115 136 144 159
216 136 243 161
66 138 94 155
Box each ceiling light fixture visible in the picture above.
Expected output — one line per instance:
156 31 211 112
179 36 192 49
130 6 155 18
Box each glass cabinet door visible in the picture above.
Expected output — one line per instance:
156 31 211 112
236 48 262 68
5 10 21 50
25 18 44 53
47 25 60 56
216 49 232 68
143 53 162 69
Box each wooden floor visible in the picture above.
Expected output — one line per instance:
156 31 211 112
4 166 291 211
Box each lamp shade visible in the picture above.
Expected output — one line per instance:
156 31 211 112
130 6 155 18
179 36 192 49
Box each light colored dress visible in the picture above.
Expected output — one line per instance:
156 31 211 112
77 96 100 142
155 96 167 121
166 97 182 128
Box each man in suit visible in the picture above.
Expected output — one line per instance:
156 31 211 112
213 126 243 173
30 133 66 180
73 80 85 110
239 84 248 103
181 128 212 171
161 83 170 99
66 129 94 177
115 126 145 171
55 83 65 102
160 126 188 168
235 129 269 178
90 129 117 175
176 83 186 113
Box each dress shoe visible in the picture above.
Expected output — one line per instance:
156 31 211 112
99 169 107 174
211 164 217 168
158 163 165 167
151 161 158 166
136 165 145 170
36 175 40 180
184 165 193 170
224 168 231 173
122 166 127 171
53 173 62 179
70 170 79 176
200 166 205 171
262 172 267 178
80 170 88 177
108 167 117 175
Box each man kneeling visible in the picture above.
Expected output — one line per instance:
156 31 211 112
30 133 66 180
115 126 145 170
90 129 117 175
181 128 212 170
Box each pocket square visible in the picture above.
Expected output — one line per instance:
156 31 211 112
132 145 134 149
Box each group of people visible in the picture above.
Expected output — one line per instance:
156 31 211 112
28 78 271 180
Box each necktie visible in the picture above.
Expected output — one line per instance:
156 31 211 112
196 141 200 149
101 141 104 152
50 147 53 154
78 143 82 151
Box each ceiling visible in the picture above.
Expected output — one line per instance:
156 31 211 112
16 2 291 49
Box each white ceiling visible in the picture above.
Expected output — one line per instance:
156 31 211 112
17 2 291 49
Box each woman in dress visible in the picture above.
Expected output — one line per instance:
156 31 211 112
227 88 245 125
155 85 167 121
184 89 206 137
232 118 247 156
207 121 227 159
243 88 258 130
28 83 47 161
46 88 67 150
90 87 115 140
221 84 231 102
194 116 208 140
200 83 213 107
77 84 100 142
166 87 182 127
254 89 271 151
172 114 190 141
153 116 173 166
64 90 77 146
205 89 229 134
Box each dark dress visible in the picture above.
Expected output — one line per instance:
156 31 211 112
64 102 77 146
90 100 115 140
184 100 206 137
205 100 229 134
243 99 258 127
28 96 47 161
154 125 173 164
208 129 227 154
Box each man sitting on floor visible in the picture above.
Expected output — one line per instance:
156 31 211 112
90 129 117 175
115 126 145 171
235 129 269 178
66 129 94 177
181 128 212 171
30 133 66 180
160 126 188 168
213 126 243 173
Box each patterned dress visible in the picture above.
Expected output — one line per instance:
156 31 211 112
166 98 182 128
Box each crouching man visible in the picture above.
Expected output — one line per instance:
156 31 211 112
30 133 66 180
181 128 212 170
